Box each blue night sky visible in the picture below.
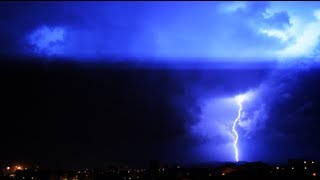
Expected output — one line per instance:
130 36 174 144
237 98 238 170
1 1 320 168
1 1 320 59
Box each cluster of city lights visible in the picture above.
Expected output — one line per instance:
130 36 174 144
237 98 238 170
5 165 25 171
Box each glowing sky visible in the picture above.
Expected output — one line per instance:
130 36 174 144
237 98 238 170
0 1 320 59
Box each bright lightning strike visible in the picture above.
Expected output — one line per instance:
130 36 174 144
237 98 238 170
232 94 246 162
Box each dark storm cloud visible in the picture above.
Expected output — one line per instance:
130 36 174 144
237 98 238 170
0 58 275 167
1 1 320 167
0 2 293 58
235 59 320 162
166 67 274 162
0 60 186 168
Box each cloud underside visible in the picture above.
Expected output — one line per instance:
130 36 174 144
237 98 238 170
7 2 316 59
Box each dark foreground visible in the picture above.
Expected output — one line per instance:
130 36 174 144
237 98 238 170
1 159 320 180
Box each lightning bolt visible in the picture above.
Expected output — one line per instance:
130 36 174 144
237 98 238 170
232 95 245 162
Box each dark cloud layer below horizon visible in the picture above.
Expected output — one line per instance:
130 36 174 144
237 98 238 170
1 58 320 168
0 58 272 168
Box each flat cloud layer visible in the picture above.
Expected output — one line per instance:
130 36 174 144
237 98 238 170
0 2 319 59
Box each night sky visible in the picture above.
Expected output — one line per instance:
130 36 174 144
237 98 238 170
1 2 320 169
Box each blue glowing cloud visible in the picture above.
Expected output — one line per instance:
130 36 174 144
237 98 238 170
0 1 315 59
27 25 66 56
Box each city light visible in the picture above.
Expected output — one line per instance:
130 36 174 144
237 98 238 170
1 160 319 178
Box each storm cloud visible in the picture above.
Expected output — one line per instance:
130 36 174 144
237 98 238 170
1 1 320 167
0 1 312 59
